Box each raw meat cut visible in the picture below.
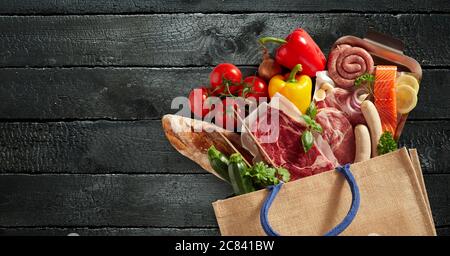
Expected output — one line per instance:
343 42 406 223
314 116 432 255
316 87 366 126
316 107 356 165
246 104 338 181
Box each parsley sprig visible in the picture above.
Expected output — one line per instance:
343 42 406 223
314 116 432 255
377 131 398 155
354 73 374 87
244 162 290 188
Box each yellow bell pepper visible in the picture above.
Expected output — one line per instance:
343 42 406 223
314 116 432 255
268 64 312 114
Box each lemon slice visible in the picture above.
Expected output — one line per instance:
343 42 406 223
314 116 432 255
395 74 419 94
396 84 418 114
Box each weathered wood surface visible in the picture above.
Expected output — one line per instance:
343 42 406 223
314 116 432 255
3 226 449 236
424 174 450 226
0 120 448 174
423 175 450 227
0 120 203 174
436 227 450 236
0 227 220 236
0 174 233 227
0 2 448 236
0 14 449 67
399 121 450 175
1 0 449 14
0 68 447 120
0 173 447 227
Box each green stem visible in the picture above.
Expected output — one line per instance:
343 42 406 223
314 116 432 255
258 37 287 46
287 64 303 83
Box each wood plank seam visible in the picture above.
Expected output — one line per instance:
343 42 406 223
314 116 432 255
1 11 450 16
0 14 448 67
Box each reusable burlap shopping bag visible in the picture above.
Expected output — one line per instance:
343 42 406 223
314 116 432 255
212 148 436 236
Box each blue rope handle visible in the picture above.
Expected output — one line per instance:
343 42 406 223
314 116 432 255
260 164 360 236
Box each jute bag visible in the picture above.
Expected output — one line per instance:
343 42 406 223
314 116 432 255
212 148 436 236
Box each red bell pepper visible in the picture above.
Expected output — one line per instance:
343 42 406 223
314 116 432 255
259 28 326 77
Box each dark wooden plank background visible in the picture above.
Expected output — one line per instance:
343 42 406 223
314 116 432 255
0 0 449 236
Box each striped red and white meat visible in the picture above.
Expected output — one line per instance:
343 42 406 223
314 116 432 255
249 106 338 181
315 107 356 165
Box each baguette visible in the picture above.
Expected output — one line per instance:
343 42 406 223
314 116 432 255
162 114 251 180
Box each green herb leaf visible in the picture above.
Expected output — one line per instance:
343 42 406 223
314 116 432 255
354 73 374 87
301 130 314 153
276 167 290 183
305 102 317 119
245 162 293 188
302 114 322 134
377 131 398 155
310 121 323 133
302 114 313 126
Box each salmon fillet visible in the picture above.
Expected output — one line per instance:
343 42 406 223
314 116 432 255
374 66 398 134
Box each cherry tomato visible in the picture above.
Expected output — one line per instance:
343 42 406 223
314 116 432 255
241 76 269 100
209 63 243 96
188 87 210 118
214 98 245 130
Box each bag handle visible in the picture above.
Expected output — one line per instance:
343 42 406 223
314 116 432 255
260 164 360 236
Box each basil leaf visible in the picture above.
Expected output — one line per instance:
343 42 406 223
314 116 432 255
301 130 314 153
302 114 314 126
306 102 317 119
310 121 323 133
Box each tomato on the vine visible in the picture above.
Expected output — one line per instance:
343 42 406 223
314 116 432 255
188 87 211 118
241 76 268 100
209 63 243 96
214 98 245 130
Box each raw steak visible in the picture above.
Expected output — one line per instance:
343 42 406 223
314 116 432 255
316 87 366 125
249 106 338 181
316 107 355 165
